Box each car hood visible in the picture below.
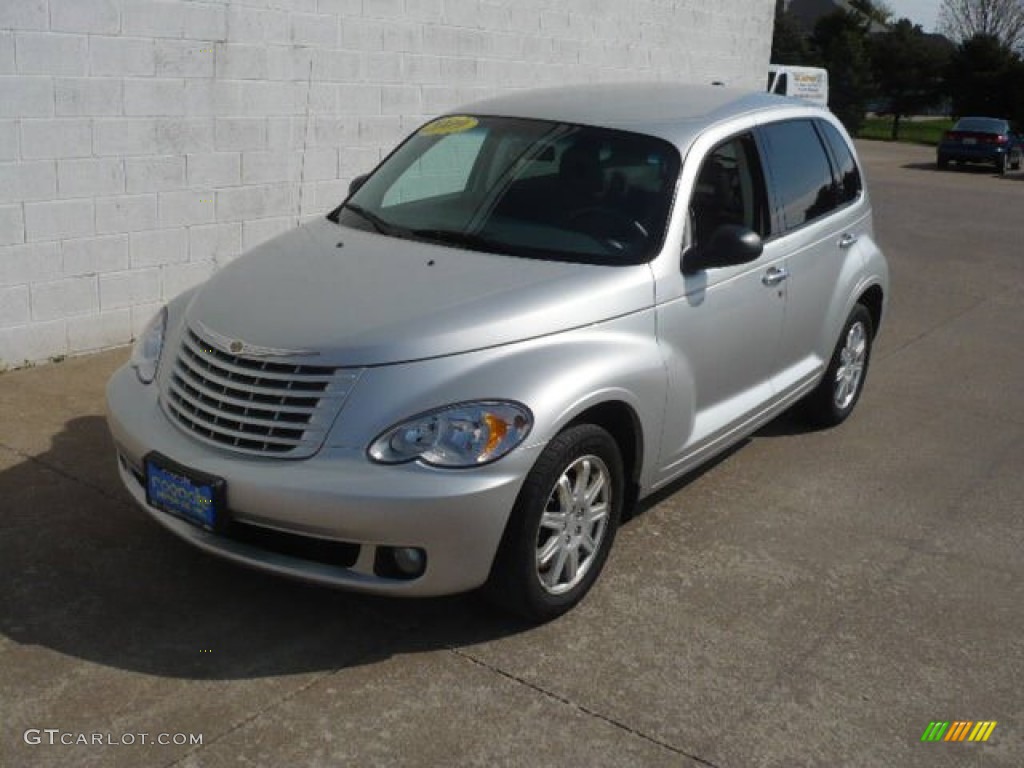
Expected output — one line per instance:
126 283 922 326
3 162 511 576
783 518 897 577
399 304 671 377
184 218 654 366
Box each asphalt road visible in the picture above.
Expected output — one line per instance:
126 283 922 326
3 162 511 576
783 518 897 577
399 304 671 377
1 140 1022 767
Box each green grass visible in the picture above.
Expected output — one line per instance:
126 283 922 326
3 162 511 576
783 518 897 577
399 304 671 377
858 117 954 146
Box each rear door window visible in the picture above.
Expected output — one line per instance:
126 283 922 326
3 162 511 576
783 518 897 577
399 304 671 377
759 119 836 232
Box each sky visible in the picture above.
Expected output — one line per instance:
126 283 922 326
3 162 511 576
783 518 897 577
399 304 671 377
885 0 942 32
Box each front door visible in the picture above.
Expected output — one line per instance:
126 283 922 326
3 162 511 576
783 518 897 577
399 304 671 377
653 132 786 485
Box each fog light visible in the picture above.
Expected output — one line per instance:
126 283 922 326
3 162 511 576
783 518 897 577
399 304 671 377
393 547 425 576
375 546 427 580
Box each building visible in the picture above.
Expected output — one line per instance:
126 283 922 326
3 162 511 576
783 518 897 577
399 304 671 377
0 0 774 369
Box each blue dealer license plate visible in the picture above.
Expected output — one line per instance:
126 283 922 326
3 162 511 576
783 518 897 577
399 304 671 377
145 453 225 531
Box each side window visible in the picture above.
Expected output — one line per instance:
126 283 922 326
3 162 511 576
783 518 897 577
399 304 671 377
689 133 770 248
759 119 837 231
817 120 862 205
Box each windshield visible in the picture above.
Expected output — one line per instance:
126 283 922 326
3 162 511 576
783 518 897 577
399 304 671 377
331 115 681 265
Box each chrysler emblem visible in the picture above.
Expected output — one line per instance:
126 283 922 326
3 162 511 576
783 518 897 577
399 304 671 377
194 321 319 358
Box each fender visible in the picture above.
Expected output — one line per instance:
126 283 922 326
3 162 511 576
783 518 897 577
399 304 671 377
328 309 669 489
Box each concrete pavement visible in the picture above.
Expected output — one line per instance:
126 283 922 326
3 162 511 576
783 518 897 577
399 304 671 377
1 140 1022 767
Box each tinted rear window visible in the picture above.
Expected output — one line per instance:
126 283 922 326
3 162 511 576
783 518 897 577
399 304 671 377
759 119 836 232
817 120 862 206
954 118 1007 134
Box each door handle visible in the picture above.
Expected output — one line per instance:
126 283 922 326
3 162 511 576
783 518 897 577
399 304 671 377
762 266 789 287
838 233 858 249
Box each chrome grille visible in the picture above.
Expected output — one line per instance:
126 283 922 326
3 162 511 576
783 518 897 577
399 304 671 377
161 328 359 457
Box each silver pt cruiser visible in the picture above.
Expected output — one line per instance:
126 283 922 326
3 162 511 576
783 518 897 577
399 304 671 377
107 83 889 621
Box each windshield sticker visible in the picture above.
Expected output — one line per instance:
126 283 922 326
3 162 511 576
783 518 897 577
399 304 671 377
420 116 479 136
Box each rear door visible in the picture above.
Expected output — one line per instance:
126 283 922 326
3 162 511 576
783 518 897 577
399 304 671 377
757 117 871 398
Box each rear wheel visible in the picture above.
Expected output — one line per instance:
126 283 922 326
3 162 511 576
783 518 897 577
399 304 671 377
937 154 949 170
801 304 874 428
996 153 1008 175
485 424 623 622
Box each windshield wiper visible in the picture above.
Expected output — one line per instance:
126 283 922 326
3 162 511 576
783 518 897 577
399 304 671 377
340 203 405 237
410 228 517 256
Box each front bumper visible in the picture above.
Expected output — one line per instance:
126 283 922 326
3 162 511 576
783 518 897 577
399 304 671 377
106 364 538 596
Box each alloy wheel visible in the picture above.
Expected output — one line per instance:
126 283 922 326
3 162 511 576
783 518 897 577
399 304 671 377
834 320 867 411
535 454 611 595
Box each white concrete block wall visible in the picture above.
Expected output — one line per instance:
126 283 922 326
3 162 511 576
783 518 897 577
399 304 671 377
0 0 773 369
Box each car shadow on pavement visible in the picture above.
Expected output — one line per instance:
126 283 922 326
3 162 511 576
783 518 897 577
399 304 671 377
626 438 750 522
899 161 944 172
626 407 816 519
751 409 810 438
1 407 814 681
902 161 1023 178
0 415 531 681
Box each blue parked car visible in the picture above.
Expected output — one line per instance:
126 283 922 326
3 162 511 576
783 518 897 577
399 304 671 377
937 117 1022 174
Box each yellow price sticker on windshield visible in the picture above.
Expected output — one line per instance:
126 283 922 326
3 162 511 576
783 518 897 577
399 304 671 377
420 116 479 136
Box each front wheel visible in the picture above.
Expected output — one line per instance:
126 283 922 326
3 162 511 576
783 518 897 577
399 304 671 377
801 304 874 428
485 424 624 622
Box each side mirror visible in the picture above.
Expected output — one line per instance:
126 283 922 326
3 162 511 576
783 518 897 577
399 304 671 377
349 173 369 195
683 225 763 274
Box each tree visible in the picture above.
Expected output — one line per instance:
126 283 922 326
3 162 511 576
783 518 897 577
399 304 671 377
811 11 874 134
1010 58 1024 125
938 0 1024 51
945 33 1024 118
772 0 816 65
871 19 954 138
850 0 894 26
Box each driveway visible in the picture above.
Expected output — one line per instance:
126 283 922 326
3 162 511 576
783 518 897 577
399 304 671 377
1 140 1022 767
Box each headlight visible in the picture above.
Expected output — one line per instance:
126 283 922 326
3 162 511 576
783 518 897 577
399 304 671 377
130 306 167 385
368 401 532 468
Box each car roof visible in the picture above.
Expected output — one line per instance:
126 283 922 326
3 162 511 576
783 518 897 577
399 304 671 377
457 82 814 149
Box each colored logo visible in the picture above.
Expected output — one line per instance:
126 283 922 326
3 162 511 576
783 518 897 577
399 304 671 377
921 721 997 742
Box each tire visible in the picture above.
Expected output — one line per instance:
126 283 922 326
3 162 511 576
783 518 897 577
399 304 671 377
937 154 948 170
996 154 1007 175
485 424 624 622
801 304 874 428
